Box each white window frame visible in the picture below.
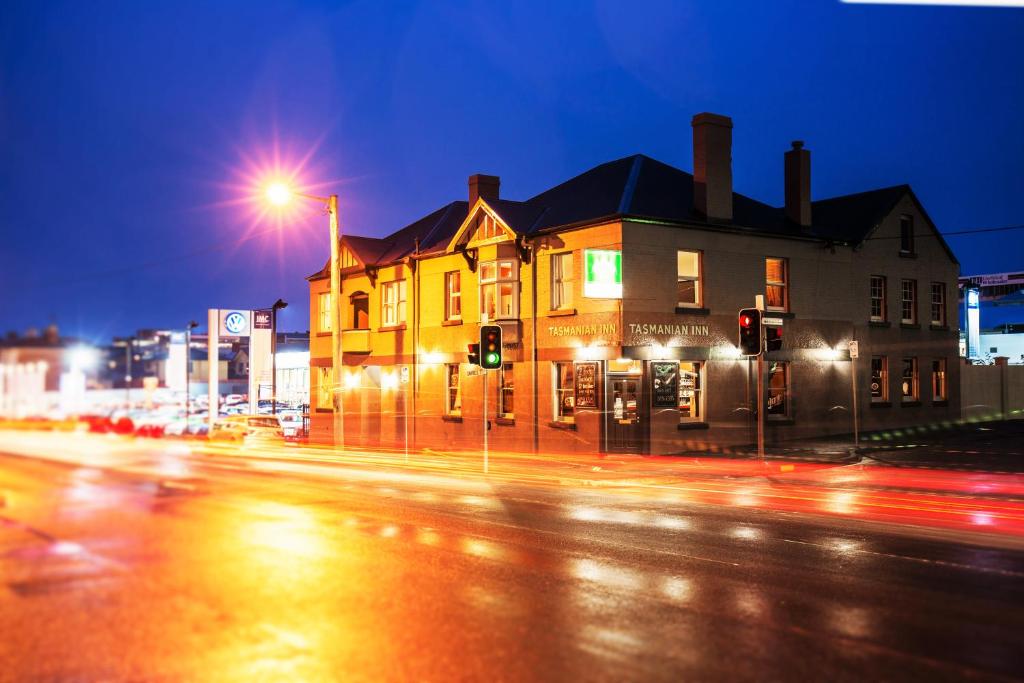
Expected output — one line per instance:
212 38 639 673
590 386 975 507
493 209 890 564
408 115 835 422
902 357 919 402
318 292 332 333
381 279 407 327
930 282 946 326
901 279 917 324
765 257 789 312
870 275 886 322
550 252 574 311
445 271 462 321
552 361 575 423
678 361 704 423
677 250 703 308
480 259 519 321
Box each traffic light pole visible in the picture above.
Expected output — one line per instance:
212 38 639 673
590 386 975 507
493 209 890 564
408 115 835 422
483 369 489 474
757 354 765 461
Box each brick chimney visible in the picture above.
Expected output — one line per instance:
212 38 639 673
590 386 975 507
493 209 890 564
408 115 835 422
691 113 733 222
784 140 811 228
468 174 500 207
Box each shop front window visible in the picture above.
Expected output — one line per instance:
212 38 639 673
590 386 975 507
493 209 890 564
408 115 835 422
932 358 947 401
902 357 919 402
871 356 889 402
317 367 333 411
553 362 575 423
766 361 789 417
497 363 514 418
445 364 461 416
679 361 704 423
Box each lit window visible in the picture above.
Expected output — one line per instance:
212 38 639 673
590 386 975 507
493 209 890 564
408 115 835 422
381 280 407 327
445 271 461 321
871 356 888 402
480 259 519 321
445 364 461 416
900 215 914 254
551 252 574 311
318 292 332 332
497 363 514 419
766 361 790 417
870 276 886 322
901 279 917 324
765 258 788 311
317 366 334 410
677 250 702 308
932 358 947 402
902 357 919 402
930 282 946 326
553 362 575 423
679 361 704 423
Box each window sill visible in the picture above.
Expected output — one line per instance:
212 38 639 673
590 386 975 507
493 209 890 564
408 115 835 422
494 417 515 426
442 415 463 423
869 401 892 408
766 418 796 426
900 400 922 407
898 251 918 259
547 308 577 317
929 324 949 331
868 320 890 328
378 324 407 332
932 400 949 407
442 319 463 327
900 323 920 330
675 306 710 316
677 422 709 431
547 420 577 431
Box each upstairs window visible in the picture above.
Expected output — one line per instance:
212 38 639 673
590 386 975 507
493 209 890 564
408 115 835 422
351 292 369 330
318 292 332 333
677 250 702 308
870 276 886 322
480 259 519 321
765 257 789 312
381 280 407 327
550 252 574 311
445 271 462 321
901 279 917 324
900 215 915 254
473 213 502 241
930 282 946 326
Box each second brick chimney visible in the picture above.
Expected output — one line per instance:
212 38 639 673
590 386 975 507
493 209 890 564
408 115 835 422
691 112 733 222
468 174 500 207
784 140 811 228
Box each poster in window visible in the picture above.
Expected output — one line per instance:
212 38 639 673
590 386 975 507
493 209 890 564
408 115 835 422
574 361 598 409
652 361 679 408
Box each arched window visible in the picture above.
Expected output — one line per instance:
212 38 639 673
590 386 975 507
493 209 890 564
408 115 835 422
350 292 369 330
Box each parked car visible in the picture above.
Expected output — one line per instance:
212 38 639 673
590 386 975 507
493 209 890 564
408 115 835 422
277 411 303 439
208 415 283 445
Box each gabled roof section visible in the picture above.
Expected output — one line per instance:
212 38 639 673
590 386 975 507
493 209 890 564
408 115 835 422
445 198 549 252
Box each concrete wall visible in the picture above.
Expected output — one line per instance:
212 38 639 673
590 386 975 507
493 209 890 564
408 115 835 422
961 359 1024 420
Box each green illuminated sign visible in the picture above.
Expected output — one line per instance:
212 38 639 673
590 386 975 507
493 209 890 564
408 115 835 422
584 249 622 299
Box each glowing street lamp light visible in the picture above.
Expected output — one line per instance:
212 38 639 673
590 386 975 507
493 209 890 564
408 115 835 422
262 181 343 448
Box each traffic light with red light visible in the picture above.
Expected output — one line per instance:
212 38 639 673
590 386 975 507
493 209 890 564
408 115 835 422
738 308 762 356
467 343 480 366
765 324 783 352
480 325 502 369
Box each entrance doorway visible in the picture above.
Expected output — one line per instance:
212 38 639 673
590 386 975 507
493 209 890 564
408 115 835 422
606 374 644 453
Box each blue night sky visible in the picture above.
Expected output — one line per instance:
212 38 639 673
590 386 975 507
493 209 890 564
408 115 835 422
1 1 1022 342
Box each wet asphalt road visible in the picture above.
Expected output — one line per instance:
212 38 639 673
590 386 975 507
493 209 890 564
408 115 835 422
1 442 1023 682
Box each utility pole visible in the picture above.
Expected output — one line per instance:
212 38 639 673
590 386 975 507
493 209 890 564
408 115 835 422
849 340 860 449
271 299 287 416
185 321 197 430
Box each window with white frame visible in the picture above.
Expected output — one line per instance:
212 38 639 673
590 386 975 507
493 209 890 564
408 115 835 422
871 356 889 402
902 357 919 401
930 282 946 326
765 258 788 311
550 252 574 311
932 358 947 402
553 362 575 422
317 366 333 410
677 250 702 308
480 259 519 321
901 279 917 324
497 363 514 419
678 361 704 423
445 271 461 321
473 213 502 241
381 280 407 327
445 364 461 416
870 275 886 322
318 292 332 332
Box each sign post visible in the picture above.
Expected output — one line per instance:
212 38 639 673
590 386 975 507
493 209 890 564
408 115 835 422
482 369 489 474
849 340 860 449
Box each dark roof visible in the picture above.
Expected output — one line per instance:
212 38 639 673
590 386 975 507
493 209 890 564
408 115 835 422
308 153 949 272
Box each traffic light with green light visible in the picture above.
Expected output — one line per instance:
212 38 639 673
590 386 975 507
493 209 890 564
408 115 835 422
480 325 502 369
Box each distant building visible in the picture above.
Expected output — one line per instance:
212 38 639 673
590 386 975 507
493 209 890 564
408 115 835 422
307 112 960 454
958 272 1024 362
0 325 100 416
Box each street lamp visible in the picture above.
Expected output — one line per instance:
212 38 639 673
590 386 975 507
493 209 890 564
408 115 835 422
270 298 287 416
263 182 343 447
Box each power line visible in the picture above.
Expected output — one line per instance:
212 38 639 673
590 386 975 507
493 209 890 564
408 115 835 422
864 224 1024 240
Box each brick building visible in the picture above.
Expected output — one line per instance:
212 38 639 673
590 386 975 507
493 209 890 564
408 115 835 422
307 113 959 454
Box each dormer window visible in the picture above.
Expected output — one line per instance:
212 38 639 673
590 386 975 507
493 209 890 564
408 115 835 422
480 259 519 321
474 213 503 242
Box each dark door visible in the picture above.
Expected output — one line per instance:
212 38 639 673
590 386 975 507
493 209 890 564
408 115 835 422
606 375 643 453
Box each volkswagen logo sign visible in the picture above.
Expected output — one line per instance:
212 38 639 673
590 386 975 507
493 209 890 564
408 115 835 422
223 311 248 335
